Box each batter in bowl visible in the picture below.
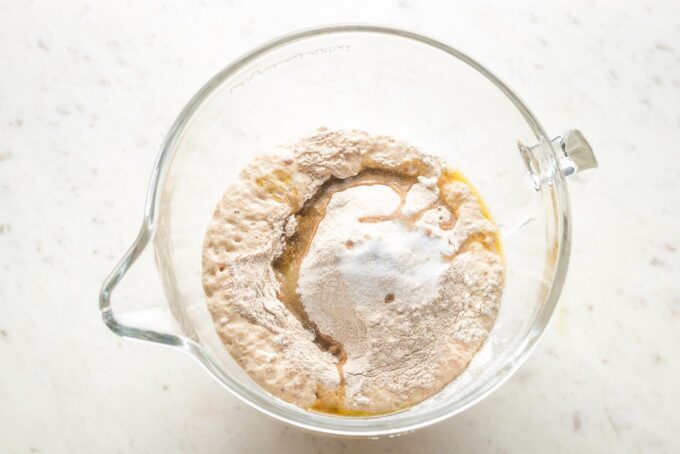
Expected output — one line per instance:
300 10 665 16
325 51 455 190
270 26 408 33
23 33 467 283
202 129 504 415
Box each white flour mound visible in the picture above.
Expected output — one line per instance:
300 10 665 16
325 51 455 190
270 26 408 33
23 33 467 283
202 129 504 414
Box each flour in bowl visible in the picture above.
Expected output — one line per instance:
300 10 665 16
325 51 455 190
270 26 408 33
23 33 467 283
202 129 504 415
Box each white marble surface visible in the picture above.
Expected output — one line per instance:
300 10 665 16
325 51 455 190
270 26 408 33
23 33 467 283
1 0 679 452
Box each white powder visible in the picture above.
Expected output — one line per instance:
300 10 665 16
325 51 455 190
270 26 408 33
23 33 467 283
401 177 440 216
299 184 452 362
338 222 449 305
202 129 504 414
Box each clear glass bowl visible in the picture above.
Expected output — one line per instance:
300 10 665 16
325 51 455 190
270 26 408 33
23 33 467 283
100 25 596 437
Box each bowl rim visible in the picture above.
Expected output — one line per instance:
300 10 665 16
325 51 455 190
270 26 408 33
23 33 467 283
100 24 571 437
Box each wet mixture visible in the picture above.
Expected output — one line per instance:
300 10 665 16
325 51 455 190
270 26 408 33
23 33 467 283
202 129 504 415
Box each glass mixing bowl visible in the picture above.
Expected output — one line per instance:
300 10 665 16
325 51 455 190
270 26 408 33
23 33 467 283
100 25 597 437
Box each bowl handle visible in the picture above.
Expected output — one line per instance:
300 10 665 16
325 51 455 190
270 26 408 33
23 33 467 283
552 129 598 177
99 222 185 347
519 129 597 189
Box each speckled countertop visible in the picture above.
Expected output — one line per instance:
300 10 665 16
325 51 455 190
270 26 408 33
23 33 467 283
1 1 679 452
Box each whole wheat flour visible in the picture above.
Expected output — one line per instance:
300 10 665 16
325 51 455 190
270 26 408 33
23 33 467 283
202 129 504 414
